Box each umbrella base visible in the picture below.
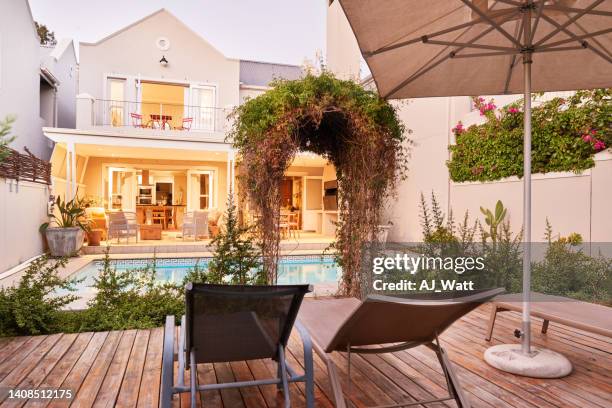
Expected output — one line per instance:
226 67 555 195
484 344 572 378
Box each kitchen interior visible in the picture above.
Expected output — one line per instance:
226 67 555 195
109 168 189 232
278 175 338 237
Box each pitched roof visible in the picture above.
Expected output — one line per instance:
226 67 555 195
239 60 303 87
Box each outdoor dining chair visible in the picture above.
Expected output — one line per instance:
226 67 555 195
297 288 505 408
179 117 193 131
107 211 139 243
181 210 208 240
129 112 146 128
160 283 314 408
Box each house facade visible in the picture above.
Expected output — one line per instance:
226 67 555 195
44 9 337 239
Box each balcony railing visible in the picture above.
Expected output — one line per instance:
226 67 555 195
93 99 231 132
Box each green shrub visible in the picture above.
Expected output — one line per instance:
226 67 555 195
448 89 611 182
206 192 265 285
79 249 183 331
0 256 78 336
0 116 17 163
531 222 611 304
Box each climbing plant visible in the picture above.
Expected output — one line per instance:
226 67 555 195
448 89 611 182
230 72 409 298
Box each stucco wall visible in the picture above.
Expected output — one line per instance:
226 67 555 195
79 10 240 110
0 0 51 160
0 179 50 272
387 95 612 243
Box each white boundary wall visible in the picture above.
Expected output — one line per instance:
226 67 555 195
0 179 50 273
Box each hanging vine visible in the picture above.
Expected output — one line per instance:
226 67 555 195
230 72 409 298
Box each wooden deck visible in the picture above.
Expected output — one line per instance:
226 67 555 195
0 303 610 407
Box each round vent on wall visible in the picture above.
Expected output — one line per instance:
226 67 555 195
156 37 170 51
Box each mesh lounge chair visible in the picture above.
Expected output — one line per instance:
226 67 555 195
297 288 505 408
161 283 314 408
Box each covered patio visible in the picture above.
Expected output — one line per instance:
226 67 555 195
42 127 338 254
0 302 609 407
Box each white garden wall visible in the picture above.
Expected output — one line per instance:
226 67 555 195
0 179 50 273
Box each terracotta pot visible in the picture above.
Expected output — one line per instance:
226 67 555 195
45 227 85 257
87 229 103 246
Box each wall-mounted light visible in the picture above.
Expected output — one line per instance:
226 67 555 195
159 55 169 66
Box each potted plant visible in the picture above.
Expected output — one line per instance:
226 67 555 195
40 195 90 257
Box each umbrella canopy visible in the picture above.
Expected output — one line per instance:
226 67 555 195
340 0 612 99
338 0 612 368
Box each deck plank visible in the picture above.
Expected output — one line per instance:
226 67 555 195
0 303 610 408
229 361 268 408
137 327 164 408
0 336 47 382
0 333 75 407
22 332 95 408
0 334 64 403
115 330 150 408
93 329 138 407
52 330 121 408
196 363 223 408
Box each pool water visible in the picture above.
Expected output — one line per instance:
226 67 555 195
70 255 340 297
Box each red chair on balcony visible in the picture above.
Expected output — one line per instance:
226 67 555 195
130 113 146 128
179 117 193 131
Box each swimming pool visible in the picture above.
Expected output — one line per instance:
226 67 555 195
71 255 341 296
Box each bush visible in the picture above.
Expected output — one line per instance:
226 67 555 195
79 249 183 331
448 89 611 182
0 256 78 336
531 222 612 304
206 192 265 285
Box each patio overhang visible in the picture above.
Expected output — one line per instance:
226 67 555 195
43 127 236 200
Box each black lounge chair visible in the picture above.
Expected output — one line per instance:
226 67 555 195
160 283 314 407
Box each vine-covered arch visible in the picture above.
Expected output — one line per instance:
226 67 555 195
230 73 409 298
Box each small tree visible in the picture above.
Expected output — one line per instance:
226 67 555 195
207 191 264 285
35 22 57 46
0 116 16 163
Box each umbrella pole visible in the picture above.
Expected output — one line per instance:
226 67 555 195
521 51 532 356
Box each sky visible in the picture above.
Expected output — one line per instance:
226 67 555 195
28 0 327 65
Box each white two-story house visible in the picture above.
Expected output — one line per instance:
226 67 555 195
43 9 337 239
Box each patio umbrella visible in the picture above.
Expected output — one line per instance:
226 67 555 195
338 0 612 378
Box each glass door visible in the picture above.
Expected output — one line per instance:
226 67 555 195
107 167 137 211
107 78 126 126
190 86 216 130
302 177 323 232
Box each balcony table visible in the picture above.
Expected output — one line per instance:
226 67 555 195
149 114 173 130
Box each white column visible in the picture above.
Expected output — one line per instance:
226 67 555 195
65 141 76 200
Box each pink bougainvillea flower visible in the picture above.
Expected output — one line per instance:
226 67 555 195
507 107 520 114
452 121 465 135
582 134 592 143
594 140 606 151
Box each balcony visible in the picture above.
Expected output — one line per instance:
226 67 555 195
75 95 234 143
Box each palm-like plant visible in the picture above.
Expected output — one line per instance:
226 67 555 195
40 195 90 232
